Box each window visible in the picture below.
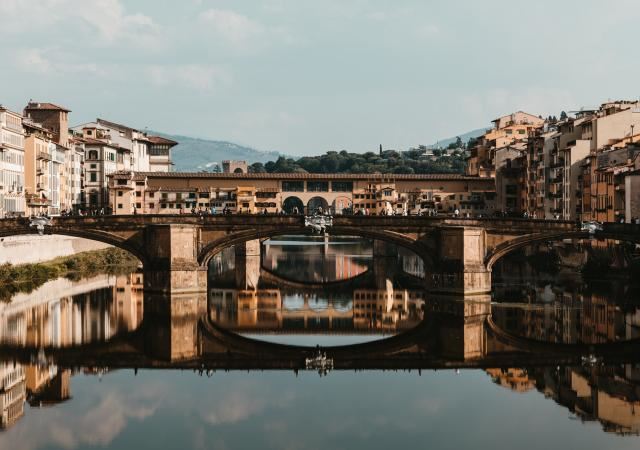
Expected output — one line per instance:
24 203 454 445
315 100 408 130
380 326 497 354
90 172 97 182
198 192 210 198
148 192 155 198
118 191 123 197
136 191 141 197
136 203 141 209
307 181 329 192
117 203 123 209
332 181 353 192
117 179 127 185
282 181 304 192
161 203 167 209
148 203 155 209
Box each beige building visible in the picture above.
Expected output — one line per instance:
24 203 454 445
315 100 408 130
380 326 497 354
147 135 177 172
23 101 77 215
107 172 496 216
23 102 70 148
467 111 544 178
0 106 26 217
23 120 55 215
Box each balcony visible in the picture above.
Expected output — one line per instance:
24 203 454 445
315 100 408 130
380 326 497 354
549 160 565 169
37 151 52 161
26 194 51 207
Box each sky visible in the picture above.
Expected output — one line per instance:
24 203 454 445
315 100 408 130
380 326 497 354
1 0 639 156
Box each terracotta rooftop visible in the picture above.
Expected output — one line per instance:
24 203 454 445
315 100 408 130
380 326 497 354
109 171 493 181
146 135 178 146
83 137 129 151
25 102 71 112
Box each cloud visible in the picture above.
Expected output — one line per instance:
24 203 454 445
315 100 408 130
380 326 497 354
198 9 264 47
0 0 161 49
147 64 232 91
203 391 266 425
0 387 161 450
15 48 104 77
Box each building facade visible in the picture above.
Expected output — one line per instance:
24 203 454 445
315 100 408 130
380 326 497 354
107 172 497 216
0 106 26 217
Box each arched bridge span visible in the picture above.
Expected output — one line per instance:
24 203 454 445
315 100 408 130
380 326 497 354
0 215 616 294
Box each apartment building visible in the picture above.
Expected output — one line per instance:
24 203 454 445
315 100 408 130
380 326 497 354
63 133 85 211
147 135 177 172
23 120 55 215
23 102 69 148
0 106 26 217
495 144 527 214
466 111 544 178
489 101 640 222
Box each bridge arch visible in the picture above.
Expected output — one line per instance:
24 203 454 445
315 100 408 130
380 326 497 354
485 230 589 270
282 196 304 214
307 196 329 214
198 225 434 269
199 314 435 358
0 227 148 267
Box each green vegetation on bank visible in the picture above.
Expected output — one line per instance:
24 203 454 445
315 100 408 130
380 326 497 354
249 147 468 175
0 247 140 302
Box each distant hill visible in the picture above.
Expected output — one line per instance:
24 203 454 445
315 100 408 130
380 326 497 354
426 127 488 149
152 132 281 172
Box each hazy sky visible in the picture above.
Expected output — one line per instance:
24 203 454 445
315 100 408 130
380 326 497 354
1 0 639 155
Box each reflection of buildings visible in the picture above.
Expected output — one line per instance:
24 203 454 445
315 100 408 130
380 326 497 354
490 366 640 435
0 272 142 430
209 287 425 333
0 363 25 429
262 238 370 283
486 368 535 393
0 273 143 347
492 282 637 346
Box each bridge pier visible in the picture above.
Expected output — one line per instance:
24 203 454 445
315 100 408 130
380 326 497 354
427 293 491 360
143 289 206 361
235 239 261 290
427 227 492 295
143 224 207 294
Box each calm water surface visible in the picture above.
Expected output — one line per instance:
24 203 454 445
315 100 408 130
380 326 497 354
1 236 640 450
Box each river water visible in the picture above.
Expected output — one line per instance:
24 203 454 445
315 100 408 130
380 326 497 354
1 236 639 449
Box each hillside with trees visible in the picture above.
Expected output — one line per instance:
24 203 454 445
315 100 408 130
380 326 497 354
250 144 469 175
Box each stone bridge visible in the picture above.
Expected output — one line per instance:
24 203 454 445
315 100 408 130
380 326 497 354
0 215 602 295
4 294 640 371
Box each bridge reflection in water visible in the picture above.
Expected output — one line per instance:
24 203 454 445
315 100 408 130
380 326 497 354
2 236 640 437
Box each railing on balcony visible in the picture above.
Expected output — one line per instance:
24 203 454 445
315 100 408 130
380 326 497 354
37 151 52 161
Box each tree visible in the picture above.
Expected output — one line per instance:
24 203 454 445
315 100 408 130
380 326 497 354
455 136 463 148
249 162 266 173
560 111 568 120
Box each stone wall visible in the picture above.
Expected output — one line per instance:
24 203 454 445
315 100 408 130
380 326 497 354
0 235 111 265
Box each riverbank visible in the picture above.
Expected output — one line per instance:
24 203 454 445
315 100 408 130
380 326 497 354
0 247 140 302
